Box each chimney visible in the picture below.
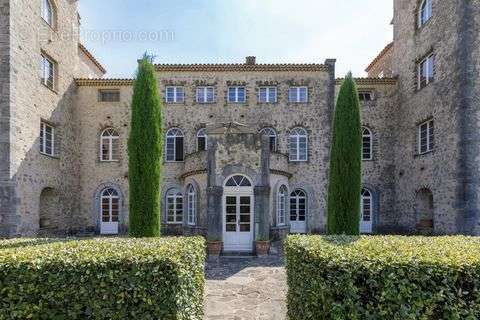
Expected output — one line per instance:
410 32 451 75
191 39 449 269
245 56 256 65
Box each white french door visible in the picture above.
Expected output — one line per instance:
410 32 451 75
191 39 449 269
360 189 373 234
223 192 254 252
290 189 307 233
100 188 119 235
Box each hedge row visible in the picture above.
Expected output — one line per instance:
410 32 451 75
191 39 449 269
0 237 205 319
285 235 480 320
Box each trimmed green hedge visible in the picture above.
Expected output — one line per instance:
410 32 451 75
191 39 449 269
285 235 480 320
0 237 205 319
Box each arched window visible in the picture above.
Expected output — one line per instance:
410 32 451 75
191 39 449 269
197 128 207 151
277 185 287 226
289 128 308 162
100 128 119 161
225 175 252 187
362 127 373 161
187 184 196 226
360 188 373 233
260 127 277 152
290 189 307 223
42 0 56 27
166 128 184 162
101 188 119 224
418 0 432 27
166 189 183 224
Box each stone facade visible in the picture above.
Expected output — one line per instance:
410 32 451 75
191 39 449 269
1 0 480 246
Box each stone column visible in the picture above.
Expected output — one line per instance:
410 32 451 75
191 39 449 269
254 185 271 240
206 186 223 241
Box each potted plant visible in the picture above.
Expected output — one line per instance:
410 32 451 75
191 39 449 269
255 237 270 256
206 238 222 257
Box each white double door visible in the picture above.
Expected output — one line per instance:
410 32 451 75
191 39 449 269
223 189 254 252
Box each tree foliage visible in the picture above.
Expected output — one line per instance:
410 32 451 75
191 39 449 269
327 72 362 235
128 54 163 237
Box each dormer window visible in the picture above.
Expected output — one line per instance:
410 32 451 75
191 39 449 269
42 0 56 28
418 0 432 28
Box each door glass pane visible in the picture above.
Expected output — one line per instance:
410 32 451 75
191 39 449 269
239 224 250 232
240 196 250 205
226 224 236 232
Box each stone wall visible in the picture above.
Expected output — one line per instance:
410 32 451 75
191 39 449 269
74 67 334 235
0 0 13 236
7 0 99 236
392 0 463 234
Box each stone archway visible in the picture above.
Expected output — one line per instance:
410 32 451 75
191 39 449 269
415 188 434 234
39 187 61 234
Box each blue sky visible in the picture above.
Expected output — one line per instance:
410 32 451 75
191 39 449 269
78 1 393 78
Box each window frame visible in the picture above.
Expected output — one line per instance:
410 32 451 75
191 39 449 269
289 127 308 162
361 188 372 224
165 86 185 103
100 128 120 162
165 128 184 162
418 119 434 155
362 127 373 161
418 0 433 28
101 188 120 223
277 185 287 226
41 53 56 91
227 86 246 103
166 189 183 224
290 189 307 222
260 127 277 153
196 86 215 103
40 121 55 157
358 91 373 102
417 53 435 90
99 89 120 102
258 86 278 103
196 128 207 151
187 184 196 226
288 86 308 103
41 0 56 28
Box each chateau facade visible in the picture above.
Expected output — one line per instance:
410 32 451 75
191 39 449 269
0 0 479 251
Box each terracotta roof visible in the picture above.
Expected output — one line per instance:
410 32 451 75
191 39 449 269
335 77 397 86
154 63 330 72
75 78 133 86
78 43 107 74
365 42 394 72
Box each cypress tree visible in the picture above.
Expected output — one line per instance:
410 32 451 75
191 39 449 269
327 72 362 235
128 55 163 237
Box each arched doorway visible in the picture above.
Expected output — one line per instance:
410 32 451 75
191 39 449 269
290 189 307 233
223 175 254 252
39 187 60 233
100 187 120 235
360 188 373 234
415 188 434 234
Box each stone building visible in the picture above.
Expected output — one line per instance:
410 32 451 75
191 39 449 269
0 0 479 252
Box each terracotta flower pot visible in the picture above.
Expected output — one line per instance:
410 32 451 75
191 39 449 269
206 241 222 256
255 240 270 256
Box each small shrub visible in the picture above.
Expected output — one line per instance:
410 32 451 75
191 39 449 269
0 237 205 319
285 235 480 320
